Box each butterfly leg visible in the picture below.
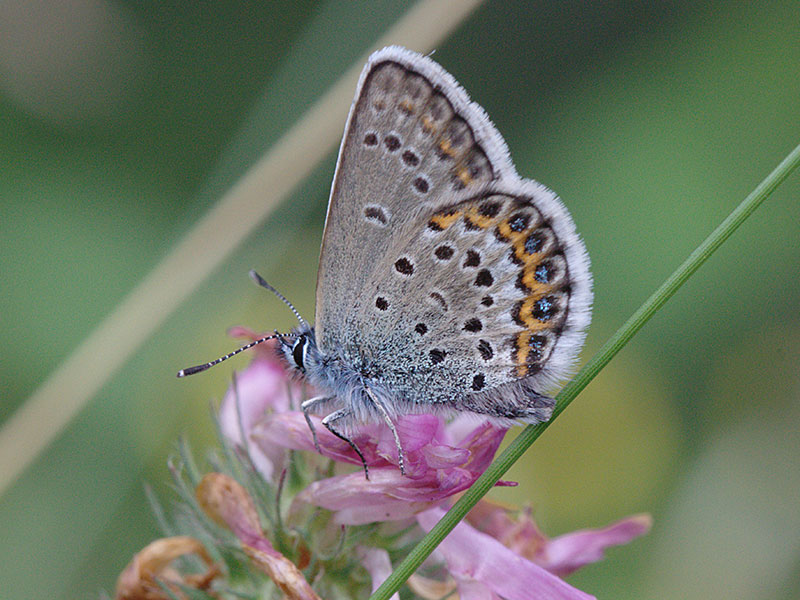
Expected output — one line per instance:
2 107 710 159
321 409 370 480
364 386 405 476
300 396 336 454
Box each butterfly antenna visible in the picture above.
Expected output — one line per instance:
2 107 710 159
249 270 309 328
176 332 296 377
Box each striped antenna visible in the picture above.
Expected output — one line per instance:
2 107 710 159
249 270 309 328
177 271 306 377
176 332 296 377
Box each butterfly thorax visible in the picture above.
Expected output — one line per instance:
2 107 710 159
281 325 396 422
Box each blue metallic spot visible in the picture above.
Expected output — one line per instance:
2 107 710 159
524 232 543 255
533 297 554 321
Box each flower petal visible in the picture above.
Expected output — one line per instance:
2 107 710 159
115 536 218 600
196 473 321 600
295 468 436 524
244 545 322 600
196 472 266 549
538 514 653 576
465 500 547 560
375 415 443 456
453 577 499 600
218 349 298 479
357 547 400 600
290 421 509 524
417 508 595 600
407 574 458 600
455 423 507 472
218 344 292 439
253 412 386 467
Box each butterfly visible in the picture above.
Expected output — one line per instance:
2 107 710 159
180 46 592 478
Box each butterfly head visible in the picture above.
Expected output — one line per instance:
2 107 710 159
279 324 319 376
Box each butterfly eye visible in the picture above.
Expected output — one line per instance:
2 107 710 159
292 336 308 372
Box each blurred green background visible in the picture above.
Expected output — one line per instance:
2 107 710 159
2 1 799 598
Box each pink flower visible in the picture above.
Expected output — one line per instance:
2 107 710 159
217 346 652 599
416 505 651 600
257 412 507 524
465 500 652 577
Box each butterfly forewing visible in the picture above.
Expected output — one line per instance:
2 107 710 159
316 49 507 348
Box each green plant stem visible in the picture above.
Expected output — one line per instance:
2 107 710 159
370 141 800 600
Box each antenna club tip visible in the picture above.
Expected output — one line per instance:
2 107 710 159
177 364 208 377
